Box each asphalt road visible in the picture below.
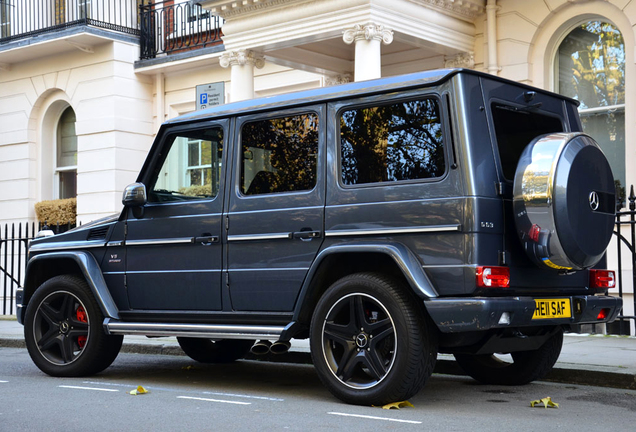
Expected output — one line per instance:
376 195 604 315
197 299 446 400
1 347 635 431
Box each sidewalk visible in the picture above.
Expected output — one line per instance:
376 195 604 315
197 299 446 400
2 315 635 390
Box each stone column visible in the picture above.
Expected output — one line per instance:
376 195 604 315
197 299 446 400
219 49 265 102
486 0 500 75
343 23 393 82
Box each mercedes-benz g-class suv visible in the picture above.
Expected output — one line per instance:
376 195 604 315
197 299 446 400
18 69 622 405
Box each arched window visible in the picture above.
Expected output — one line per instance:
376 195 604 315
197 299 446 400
557 21 625 194
56 107 77 199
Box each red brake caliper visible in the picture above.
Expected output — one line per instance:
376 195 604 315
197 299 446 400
76 306 88 349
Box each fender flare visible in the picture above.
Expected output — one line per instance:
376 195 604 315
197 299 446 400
292 241 438 322
22 251 120 321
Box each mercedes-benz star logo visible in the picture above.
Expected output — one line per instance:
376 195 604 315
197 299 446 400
589 191 600 211
355 333 369 348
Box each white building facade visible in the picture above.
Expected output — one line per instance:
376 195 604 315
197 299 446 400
0 0 634 328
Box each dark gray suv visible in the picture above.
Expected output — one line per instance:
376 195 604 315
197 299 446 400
18 69 622 405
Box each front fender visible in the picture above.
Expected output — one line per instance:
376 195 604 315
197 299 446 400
19 251 119 323
292 241 438 322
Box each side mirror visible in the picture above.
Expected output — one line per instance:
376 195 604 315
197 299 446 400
122 183 147 207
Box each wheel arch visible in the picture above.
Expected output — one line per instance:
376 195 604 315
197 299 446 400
292 242 438 326
19 251 119 323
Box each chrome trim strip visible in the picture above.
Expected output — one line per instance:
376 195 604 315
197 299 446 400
125 269 222 274
325 224 461 237
229 267 308 272
29 240 107 252
228 232 292 242
126 237 193 246
105 320 285 340
106 241 123 247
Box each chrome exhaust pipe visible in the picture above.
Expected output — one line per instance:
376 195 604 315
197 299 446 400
269 340 291 354
250 340 272 355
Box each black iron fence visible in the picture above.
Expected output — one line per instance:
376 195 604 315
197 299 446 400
0 222 75 315
0 0 140 44
611 186 636 335
139 0 222 60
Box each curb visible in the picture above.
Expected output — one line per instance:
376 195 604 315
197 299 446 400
3 337 635 390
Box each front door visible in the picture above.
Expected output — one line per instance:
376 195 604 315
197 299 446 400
226 106 325 311
125 121 227 311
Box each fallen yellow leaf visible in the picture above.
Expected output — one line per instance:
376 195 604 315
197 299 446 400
380 401 414 410
129 386 149 395
530 397 559 408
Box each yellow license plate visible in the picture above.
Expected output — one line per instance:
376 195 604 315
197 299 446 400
532 299 571 319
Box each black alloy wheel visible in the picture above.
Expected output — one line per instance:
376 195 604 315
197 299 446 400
31 290 90 365
321 292 397 389
24 275 123 377
310 273 437 405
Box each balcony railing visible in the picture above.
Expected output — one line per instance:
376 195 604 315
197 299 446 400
139 1 222 60
0 0 140 44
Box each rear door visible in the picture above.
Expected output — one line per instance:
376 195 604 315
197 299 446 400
226 106 325 311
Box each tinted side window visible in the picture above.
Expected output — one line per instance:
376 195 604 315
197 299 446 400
491 104 563 180
148 127 223 202
340 98 445 185
241 113 318 195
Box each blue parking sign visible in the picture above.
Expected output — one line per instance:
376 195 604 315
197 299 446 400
200 93 208 105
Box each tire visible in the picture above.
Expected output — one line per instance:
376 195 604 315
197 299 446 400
177 338 254 363
513 133 615 270
24 275 123 377
309 272 437 406
454 329 563 385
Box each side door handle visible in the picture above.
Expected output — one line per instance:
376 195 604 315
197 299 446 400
194 235 219 245
292 230 321 240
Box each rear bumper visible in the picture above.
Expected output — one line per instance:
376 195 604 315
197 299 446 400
424 295 622 333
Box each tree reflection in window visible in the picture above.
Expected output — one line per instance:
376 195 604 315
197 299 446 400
241 113 318 195
340 98 445 185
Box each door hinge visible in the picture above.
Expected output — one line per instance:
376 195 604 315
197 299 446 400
496 182 505 196
225 216 229 231
124 274 127 288
498 250 508 266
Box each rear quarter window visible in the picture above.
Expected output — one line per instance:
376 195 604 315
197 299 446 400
339 98 446 186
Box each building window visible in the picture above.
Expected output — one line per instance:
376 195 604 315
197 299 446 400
0 0 10 38
79 0 91 20
557 21 625 193
56 107 77 199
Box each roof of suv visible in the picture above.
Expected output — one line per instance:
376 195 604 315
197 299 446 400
167 68 578 125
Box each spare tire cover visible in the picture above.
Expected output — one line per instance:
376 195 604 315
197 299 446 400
513 133 615 271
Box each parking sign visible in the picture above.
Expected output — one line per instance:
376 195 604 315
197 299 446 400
196 82 224 110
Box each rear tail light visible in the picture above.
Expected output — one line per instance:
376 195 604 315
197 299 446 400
476 266 510 288
589 270 616 290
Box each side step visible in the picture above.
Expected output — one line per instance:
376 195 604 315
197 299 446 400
103 319 285 340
